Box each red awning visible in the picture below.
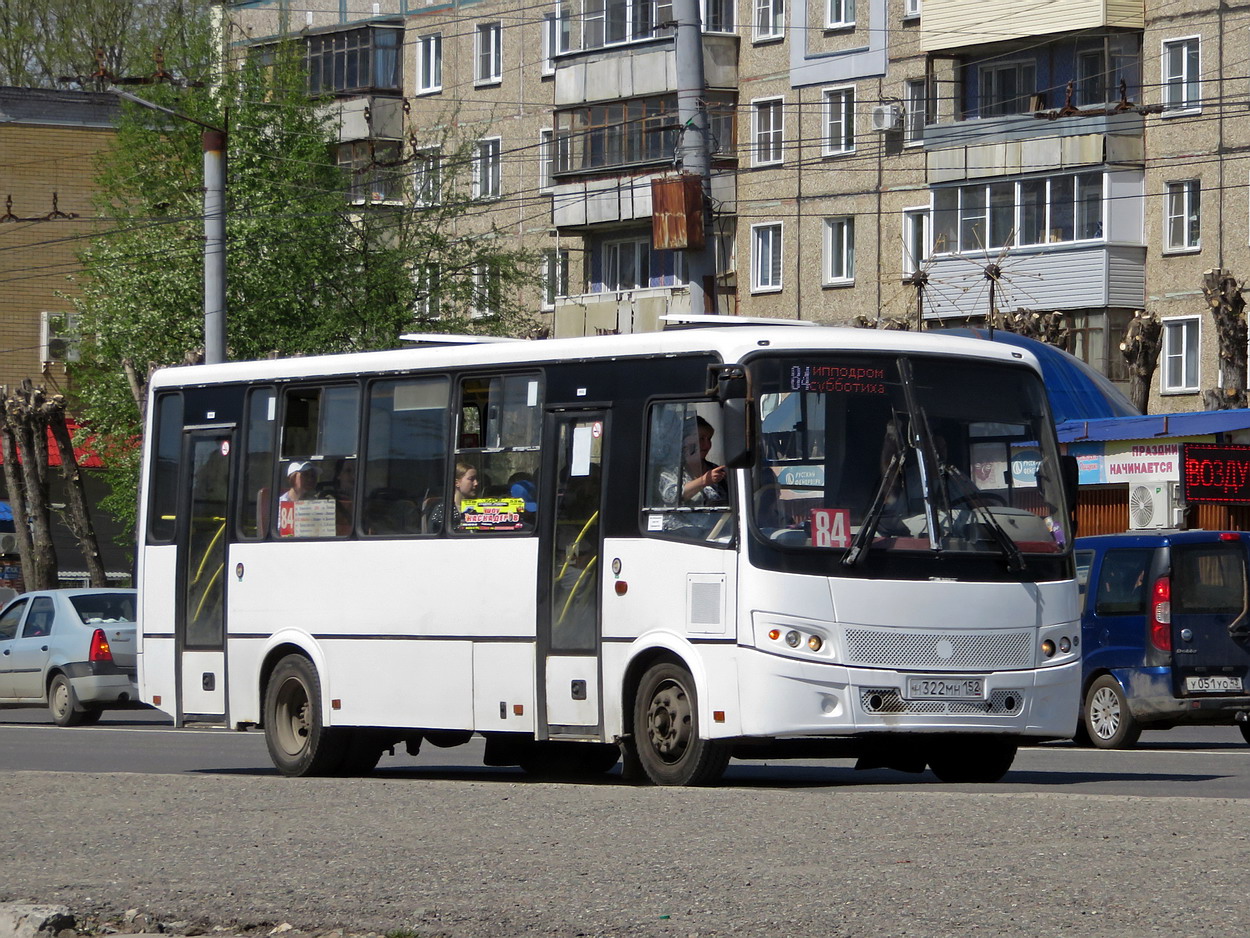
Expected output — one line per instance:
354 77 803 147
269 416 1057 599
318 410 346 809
0 418 105 469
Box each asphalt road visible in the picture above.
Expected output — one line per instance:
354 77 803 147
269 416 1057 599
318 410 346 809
2 710 1249 937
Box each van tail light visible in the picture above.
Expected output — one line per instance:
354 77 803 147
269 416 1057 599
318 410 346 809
88 628 113 663
1149 576 1172 653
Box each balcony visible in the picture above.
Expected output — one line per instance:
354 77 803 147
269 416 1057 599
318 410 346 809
553 286 691 337
320 96 405 143
551 168 735 228
554 34 738 107
921 0 1142 52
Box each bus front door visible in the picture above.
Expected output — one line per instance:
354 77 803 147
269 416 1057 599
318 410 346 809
539 411 607 738
175 428 233 723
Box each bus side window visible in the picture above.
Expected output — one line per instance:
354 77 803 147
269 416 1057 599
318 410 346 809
362 377 448 537
239 388 275 540
274 384 360 538
148 392 183 544
641 401 732 544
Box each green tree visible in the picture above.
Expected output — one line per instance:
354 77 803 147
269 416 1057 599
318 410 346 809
70 43 540 540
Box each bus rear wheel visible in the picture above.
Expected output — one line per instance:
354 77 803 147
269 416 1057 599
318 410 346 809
632 662 729 786
264 654 346 777
927 738 1017 783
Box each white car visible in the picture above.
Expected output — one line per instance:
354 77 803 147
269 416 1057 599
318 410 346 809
0 588 139 725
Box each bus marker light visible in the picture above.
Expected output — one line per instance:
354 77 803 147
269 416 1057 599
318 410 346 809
713 710 725 723
768 629 781 641
331 699 342 710
807 635 823 652
1059 637 1071 654
513 704 524 716
1041 640 1055 658
615 581 628 595
152 695 161 706
785 630 801 648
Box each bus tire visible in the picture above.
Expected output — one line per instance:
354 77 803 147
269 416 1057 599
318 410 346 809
264 654 346 777
633 662 729 786
1083 674 1141 749
927 737 1017 783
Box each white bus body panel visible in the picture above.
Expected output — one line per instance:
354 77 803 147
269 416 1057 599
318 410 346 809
137 545 178 716
544 656 599 727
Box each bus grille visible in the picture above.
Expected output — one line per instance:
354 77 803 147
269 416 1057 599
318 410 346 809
844 629 1033 671
859 688 1025 716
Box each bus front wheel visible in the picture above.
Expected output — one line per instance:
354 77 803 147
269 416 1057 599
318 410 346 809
264 654 346 777
927 738 1017 783
632 662 729 786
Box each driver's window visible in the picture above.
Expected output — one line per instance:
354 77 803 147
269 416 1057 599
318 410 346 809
641 401 732 544
0 598 28 641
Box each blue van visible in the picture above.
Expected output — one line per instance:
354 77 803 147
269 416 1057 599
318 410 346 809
1074 531 1250 748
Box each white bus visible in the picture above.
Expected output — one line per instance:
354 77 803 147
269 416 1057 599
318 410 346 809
137 323 1081 785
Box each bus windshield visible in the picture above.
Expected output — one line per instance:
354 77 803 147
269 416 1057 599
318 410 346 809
749 353 1069 560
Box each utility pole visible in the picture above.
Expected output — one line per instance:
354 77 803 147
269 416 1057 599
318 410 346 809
672 0 717 315
112 90 228 364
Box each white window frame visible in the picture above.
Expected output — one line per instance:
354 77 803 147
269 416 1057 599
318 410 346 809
822 86 855 156
415 33 442 94
542 248 571 309
751 222 783 293
472 262 500 318
754 0 784 41
414 146 441 207
415 264 440 320
978 59 1037 117
823 216 854 285
702 0 735 33
903 0 920 18
472 137 502 200
902 206 930 276
603 237 650 291
538 129 555 192
542 7 570 76
1164 179 1200 252
475 22 503 85
1161 316 1200 393
1162 36 1200 112
904 78 926 145
826 0 854 28
752 97 784 166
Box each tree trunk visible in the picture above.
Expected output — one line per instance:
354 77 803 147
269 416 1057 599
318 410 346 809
5 382 58 589
1120 310 1162 414
46 403 107 587
0 417 34 591
1201 269 1248 410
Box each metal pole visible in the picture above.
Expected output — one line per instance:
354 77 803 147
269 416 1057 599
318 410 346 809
202 129 227 364
673 0 716 315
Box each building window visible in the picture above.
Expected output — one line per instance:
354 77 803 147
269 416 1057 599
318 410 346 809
933 171 1105 253
416 33 441 93
542 249 570 308
826 0 854 27
39 311 80 364
753 98 784 165
598 237 685 291
751 222 783 292
473 137 502 200
554 93 735 174
1075 49 1105 106
822 87 854 155
823 217 854 284
904 0 920 17
539 130 555 191
1161 317 1199 392
543 8 570 75
904 79 926 145
472 263 501 317
414 147 441 207
703 0 735 32
581 0 674 49
336 140 402 203
754 0 784 41
978 60 1036 117
902 207 930 275
1165 180 1200 251
475 22 503 84
1162 37 1200 111
415 264 440 320
306 26 401 95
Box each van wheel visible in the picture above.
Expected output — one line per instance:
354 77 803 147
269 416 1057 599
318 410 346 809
633 662 729 786
1238 723 1250 746
1083 675 1141 749
264 654 347 776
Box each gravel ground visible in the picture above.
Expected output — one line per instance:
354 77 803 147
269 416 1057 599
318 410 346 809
2 771 1248 938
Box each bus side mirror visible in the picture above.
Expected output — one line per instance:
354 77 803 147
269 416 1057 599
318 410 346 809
1060 454 1079 507
709 365 752 469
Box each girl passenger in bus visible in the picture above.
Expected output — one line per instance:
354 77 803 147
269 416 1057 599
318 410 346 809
427 461 480 531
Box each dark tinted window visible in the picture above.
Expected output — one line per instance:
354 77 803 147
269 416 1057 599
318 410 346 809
0 598 28 640
1093 548 1153 615
1174 544 1247 614
70 593 137 623
148 392 183 543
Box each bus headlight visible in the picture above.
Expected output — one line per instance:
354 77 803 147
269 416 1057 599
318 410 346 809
807 635 823 652
785 630 801 648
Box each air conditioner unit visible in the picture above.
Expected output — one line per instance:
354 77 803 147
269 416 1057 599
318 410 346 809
1128 483 1176 530
0 533 18 554
871 103 903 132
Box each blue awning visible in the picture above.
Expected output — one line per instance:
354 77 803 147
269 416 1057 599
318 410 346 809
1057 409 1250 443
0 501 11 522
935 328 1140 424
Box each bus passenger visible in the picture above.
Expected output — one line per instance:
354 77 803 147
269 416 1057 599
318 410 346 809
281 461 318 504
662 416 727 506
428 461 480 530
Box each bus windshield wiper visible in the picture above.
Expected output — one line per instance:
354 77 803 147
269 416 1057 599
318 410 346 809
842 433 904 567
943 465 1026 572
897 359 943 553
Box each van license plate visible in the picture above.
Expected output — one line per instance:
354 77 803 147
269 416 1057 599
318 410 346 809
1185 675 1244 693
905 677 985 700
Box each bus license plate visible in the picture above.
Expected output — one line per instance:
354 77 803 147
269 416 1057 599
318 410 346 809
1185 675 1244 693
905 676 985 700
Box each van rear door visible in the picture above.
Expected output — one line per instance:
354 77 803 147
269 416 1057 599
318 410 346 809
1170 539 1250 697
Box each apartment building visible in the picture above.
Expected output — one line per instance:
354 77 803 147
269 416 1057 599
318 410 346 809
225 0 1247 407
